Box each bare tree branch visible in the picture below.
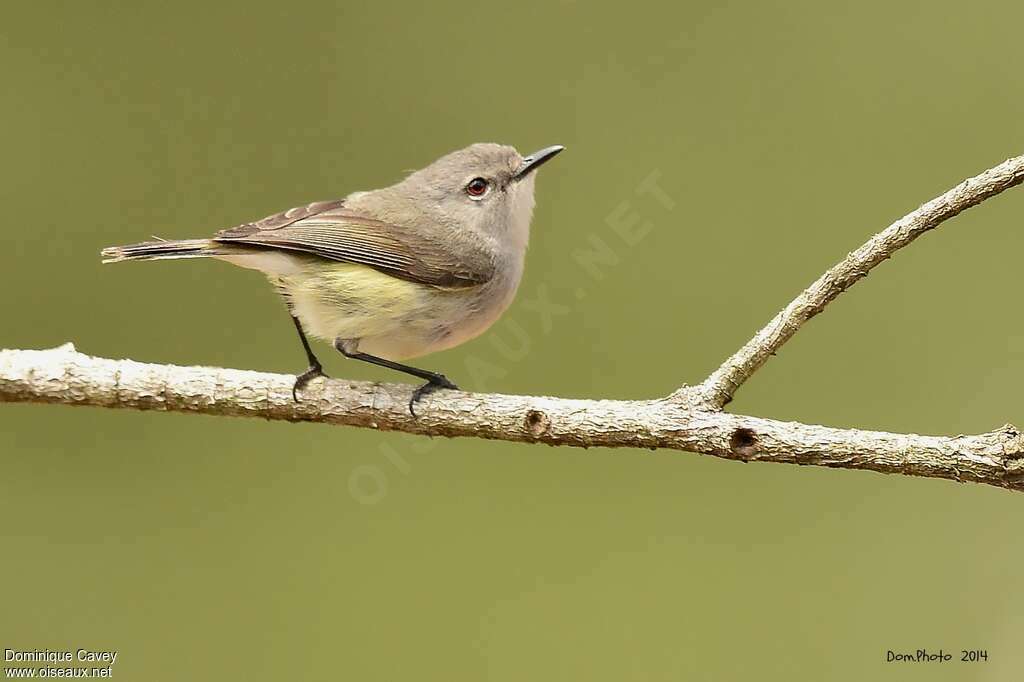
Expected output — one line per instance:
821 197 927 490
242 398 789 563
691 153 1024 409
2 344 1022 492
3 154 1024 494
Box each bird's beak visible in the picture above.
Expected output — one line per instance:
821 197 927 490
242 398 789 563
513 145 564 181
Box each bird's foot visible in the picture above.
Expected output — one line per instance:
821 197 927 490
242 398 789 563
293 363 329 402
408 375 459 417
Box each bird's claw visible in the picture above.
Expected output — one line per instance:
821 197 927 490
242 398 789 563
293 364 328 402
408 375 458 417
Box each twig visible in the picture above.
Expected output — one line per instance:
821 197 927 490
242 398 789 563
690 154 1024 408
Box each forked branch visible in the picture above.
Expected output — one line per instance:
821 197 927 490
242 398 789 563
3 154 1024 493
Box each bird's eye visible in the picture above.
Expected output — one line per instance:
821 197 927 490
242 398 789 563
466 177 490 199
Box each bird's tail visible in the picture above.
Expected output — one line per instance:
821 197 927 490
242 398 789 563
100 238 219 264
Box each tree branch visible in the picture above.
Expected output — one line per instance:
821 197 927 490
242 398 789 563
690 153 1024 409
3 154 1024 494
2 344 1023 492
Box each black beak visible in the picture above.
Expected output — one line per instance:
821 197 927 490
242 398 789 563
513 145 564 181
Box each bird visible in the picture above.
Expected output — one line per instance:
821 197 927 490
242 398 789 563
101 143 564 414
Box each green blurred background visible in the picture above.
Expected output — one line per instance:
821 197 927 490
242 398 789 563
3 1 1023 679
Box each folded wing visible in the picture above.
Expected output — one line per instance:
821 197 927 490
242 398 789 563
214 200 495 288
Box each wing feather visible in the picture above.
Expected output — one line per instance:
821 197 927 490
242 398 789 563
212 199 495 288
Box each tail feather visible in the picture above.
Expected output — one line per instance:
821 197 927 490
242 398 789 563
101 239 216 264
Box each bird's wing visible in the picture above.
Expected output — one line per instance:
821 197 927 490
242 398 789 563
213 199 495 288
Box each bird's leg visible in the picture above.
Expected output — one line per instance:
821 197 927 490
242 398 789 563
333 338 458 416
291 315 328 401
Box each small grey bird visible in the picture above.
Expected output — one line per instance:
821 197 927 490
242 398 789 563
102 143 564 413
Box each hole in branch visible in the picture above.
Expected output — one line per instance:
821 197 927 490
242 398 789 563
525 409 550 438
730 428 758 459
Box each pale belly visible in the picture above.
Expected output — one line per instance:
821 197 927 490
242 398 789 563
277 262 519 360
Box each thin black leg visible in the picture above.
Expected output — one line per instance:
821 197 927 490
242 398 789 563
291 315 328 401
333 339 458 416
